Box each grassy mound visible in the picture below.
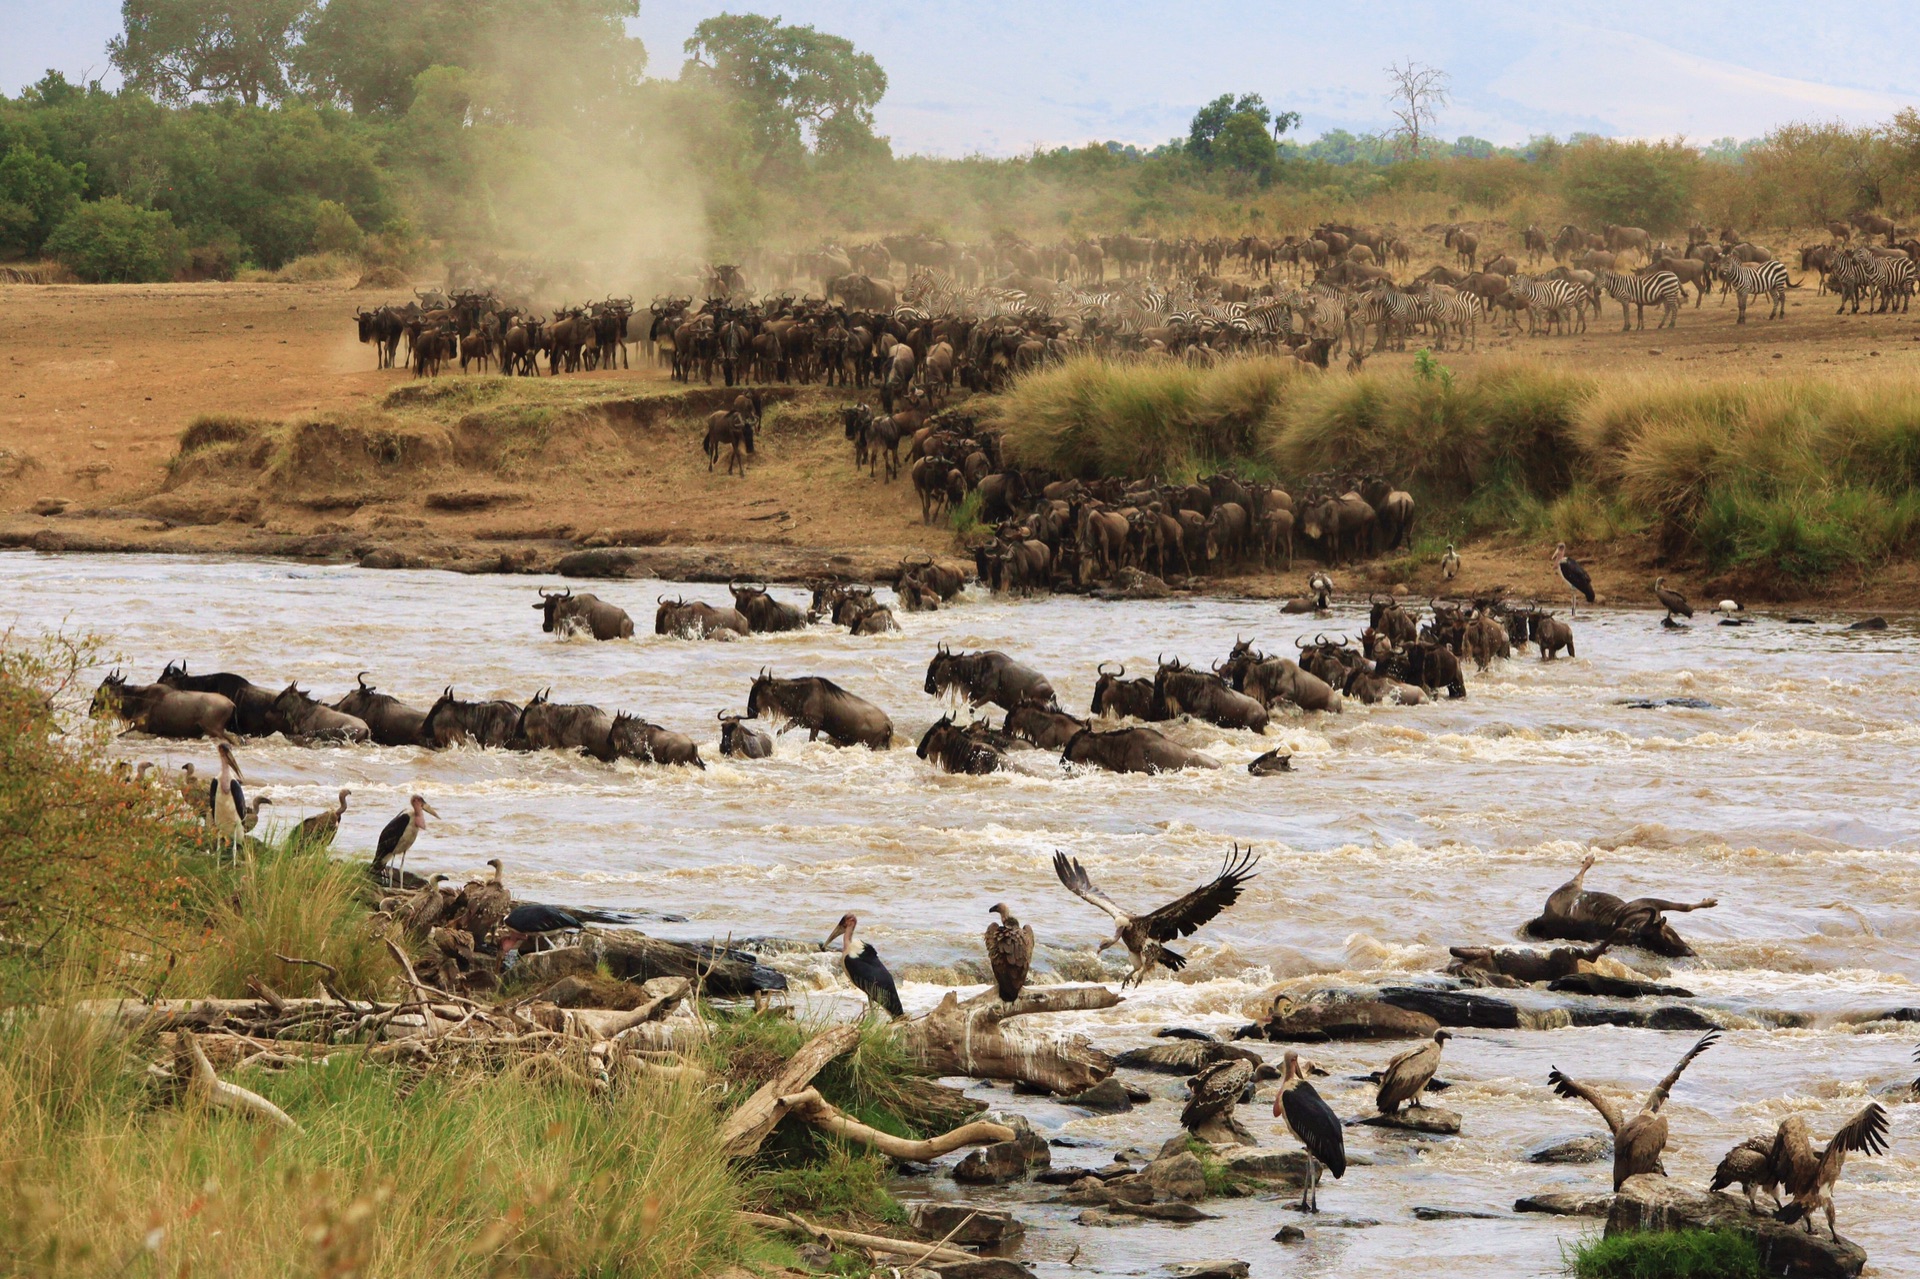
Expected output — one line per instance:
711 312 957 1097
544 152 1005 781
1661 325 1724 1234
1566 1229 1764 1278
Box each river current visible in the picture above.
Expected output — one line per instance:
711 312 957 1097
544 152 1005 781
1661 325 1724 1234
6 552 1917 1277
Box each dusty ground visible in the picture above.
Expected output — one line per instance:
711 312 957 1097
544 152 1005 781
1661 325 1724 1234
2 274 1917 610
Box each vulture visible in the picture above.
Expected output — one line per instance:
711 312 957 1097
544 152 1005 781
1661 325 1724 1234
1547 1030 1719 1190
373 794 439 887
1654 576 1693 623
1376 1029 1451 1116
240 792 271 833
1710 1135 1782 1212
175 763 201 808
1551 542 1595 615
294 787 350 849
1440 543 1460 581
1771 1103 1889 1242
400 874 455 936
984 902 1034 1002
1180 1057 1255 1143
1272 1049 1344 1212
824 913 904 1018
458 858 512 942
1051 844 1258 987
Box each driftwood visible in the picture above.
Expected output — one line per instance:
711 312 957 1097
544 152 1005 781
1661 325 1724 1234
737 1211 975 1265
771 1087 1014 1159
720 1023 861 1158
181 1030 299 1129
511 929 783 998
906 985 1121 1094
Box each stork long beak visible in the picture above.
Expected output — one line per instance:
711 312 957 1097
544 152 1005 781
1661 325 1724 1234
422 802 441 819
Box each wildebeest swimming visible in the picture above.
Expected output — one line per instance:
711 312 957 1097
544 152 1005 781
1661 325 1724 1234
534 587 635 640
746 670 893 749
924 643 1057 711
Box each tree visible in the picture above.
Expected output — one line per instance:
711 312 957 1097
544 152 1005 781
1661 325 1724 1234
1558 139 1699 232
46 196 186 282
1186 92 1299 163
1384 60 1448 160
682 14 887 160
0 145 87 258
108 0 310 106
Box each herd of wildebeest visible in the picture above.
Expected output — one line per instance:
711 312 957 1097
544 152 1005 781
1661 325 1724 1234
356 212 1920 388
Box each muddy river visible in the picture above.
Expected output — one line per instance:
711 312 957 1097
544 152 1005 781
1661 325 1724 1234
6 552 1918 1277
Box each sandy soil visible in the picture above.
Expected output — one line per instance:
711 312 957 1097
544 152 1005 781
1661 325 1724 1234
2 274 1917 611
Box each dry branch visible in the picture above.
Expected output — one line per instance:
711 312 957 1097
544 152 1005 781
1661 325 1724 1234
906 984 1121 1094
182 1030 299 1130
736 1212 975 1265
772 1087 1012 1159
719 1023 861 1159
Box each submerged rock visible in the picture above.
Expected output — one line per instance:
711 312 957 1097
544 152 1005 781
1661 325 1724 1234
1378 986 1521 1029
906 1203 1024 1248
1514 1192 1613 1217
1527 1134 1612 1165
1166 1262 1248 1279
1411 1206 1501 1220
1273 1225 1306 1243
1064 1077 1136 1113
928 1261 1037 1279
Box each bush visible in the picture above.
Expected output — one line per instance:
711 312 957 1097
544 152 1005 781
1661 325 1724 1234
1566 1228 1763 1279
44 197 186 282
1558 138 1699 233
310 198 364 255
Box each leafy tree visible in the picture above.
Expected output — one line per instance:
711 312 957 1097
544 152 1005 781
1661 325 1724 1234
108 0 310 106
683 14 887 160
1558 139 1698 232
1213 112 1277 174
1186 93 1298 163
45 196 186 281
0 137 86 257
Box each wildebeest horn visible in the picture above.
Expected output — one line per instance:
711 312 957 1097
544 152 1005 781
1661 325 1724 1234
1294 636 1311 649
356 671 371 690
562 587 571 598
758 666 771 679
658 594 671 605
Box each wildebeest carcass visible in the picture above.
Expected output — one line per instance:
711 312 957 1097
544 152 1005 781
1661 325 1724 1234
1089 662 1166 721
157 661 276 736
916 714 1007 774
746 669 893 748
924 643 1057 712
1061 725 1221 774
1524 854 1716 958
332 674 430 747
422 686 523 749
729 581 809 633
606 713 705 767
1004 703 1087 750
717 711 773 759
656 594 751 640
92 671 234 740
534 587 634 640
1155 658 1269 732
266 683 373 743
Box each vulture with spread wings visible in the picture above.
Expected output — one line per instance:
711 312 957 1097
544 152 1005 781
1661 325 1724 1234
1548 1030 1719 1190
1052 844 1258 986
1771 1102 1889 1243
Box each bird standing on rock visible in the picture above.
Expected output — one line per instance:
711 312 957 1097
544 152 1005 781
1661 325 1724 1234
1770 1103 1889 1243
1376 1029 1451 1116
823 913 904 1018
1654 576 1693 624
1273 1049 1344 1213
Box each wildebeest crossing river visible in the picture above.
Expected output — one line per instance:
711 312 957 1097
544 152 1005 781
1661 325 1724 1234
7 552 1919 1277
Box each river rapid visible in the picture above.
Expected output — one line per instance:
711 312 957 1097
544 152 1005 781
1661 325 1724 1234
7 552 1919 1278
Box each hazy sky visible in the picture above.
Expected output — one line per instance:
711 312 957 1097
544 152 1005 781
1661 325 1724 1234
7 1 1919 154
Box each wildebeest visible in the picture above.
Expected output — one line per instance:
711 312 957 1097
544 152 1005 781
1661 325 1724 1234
606 713 705 767
512 690 612 754
1530 611 1576 660
1061 725 1221 774
924 644 1057 711
1248 748 1293 775
266 683 372 743
656 595 750 640
422 686 522 749
1089 662 1165 721
717 711 773 759
729 582 809 633
1525 854 1716 957
1460 610 1513 669
534 588 634 640
332 674 430 747
1219 641 1343 713
916 714 1006 774
157 661 276 736
746 670 893 748
1004 703 1087 750
1300 492 1375 565
899 555 966 601
92 671 234 740
703 410 754 475
1154 659 1269 732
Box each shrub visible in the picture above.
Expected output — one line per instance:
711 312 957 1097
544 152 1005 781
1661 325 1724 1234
44 197 187 283
1558 138 1700 233
310 198 365 255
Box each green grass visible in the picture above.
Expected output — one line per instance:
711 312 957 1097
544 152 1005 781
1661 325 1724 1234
1565 1229 1765 1279
950 487 988 537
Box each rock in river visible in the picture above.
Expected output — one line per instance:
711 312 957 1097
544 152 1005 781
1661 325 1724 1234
1607 1174 1865 1278
1526 1134 1612 1164
1358 1105 1461 1135
906 1202 1024 1248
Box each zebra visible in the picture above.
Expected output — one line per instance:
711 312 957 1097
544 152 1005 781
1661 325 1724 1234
1413 283 1484 351
1508 275 1586 337
1595 269 1683 331
1832 247 1915 314
1353 285 1429 354
1715 258 1791 322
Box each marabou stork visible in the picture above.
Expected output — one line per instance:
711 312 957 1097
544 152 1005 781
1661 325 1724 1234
1547 1030 1718 1190
372 794 439 887
1654 576 1693 624
498 902 584 957
823 913 904 1018
209 743 246 862
1550 542 1595 616
1440 543 1460 581
1272 1049 1345 1213
1051 844 1258 987
1376 1029 1451 1116
984 902 1034 1002
1770 1103 1889 1243
294 787 349 849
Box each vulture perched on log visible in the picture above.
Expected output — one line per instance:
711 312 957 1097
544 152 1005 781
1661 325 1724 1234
1548 1030 1719 1190
1052 844 1258 986
1376 1030 1451 1115
1272 1049 1344 1213
1654 576 1693 623
984 902 1033 1002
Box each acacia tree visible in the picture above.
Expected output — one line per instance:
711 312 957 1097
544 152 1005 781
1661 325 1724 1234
1384 59 1449 160
108 0 310 106
682 14 887 161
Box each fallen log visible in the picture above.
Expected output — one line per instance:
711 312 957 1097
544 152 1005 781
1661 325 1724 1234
906 986 1120 1095
182 1030 299 1130
719 1023 862 1159
737 1211 975 1265
772 1087 1013 1159
512 930 785 998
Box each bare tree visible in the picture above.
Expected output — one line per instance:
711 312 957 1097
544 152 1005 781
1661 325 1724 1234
1384 60 1450 160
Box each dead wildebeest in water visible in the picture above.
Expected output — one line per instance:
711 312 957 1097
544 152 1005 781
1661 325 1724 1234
746 669 893 748
1060 725 1221 774
1524 854 1716 957
1003 702 1087 750
656 594 750 639
728 581 809 633
1248 749 1293 775
158 660 276 736
717 710 773 759
266 683 373 744
916 713 1007 775
1447 937 1620 987
534 587 634 640
93 671 235 741
422 686 523 749
333 674 430 747
924 643 1057 712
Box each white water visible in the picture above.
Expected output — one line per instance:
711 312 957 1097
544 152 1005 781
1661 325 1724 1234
6 552 1918 1277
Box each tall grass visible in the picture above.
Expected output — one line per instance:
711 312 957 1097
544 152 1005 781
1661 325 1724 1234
1565 1228 1763 1278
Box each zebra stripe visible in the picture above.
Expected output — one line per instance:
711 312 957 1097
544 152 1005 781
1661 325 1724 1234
1596 269 1683 330
1508 275 1587 336
1715 259 1789 322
